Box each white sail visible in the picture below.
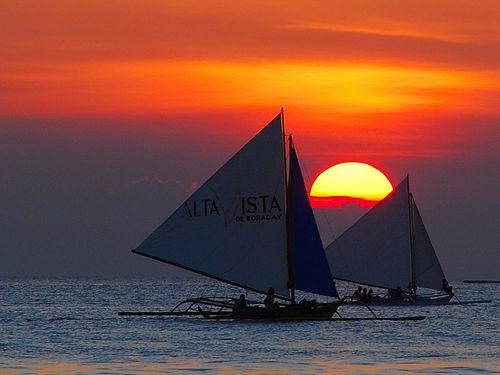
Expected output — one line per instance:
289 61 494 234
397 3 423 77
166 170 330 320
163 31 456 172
325 177 412 290
134 115 289 297
412 198 446 290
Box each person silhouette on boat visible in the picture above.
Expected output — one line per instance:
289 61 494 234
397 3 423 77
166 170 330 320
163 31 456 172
388 286 403 299
351 286 362 301
233 294 247 313
441 278 453 294
360 288 368 302
409 281 417 295
264 287 276 308
367 288 373 303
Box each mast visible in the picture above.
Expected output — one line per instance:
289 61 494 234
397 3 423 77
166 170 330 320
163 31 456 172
407 174 416 295
282 108 296 304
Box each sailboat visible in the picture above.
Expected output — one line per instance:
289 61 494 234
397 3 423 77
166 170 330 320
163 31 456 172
125 111 344 320
118 112 426 320
325 176 490 306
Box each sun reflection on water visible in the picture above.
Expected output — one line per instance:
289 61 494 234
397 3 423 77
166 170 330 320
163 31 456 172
3 358 499 374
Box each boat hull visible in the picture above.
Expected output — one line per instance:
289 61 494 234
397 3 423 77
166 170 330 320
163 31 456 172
367 293 453 306
201 301 341 321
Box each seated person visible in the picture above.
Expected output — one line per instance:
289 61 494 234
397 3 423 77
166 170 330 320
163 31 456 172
360 288 368 302
441 278 453 294
388 286 403 299
233 294 247 313
366 288 373 303
264 287 275 308
408 281 417 295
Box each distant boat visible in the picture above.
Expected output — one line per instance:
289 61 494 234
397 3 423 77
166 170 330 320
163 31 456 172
120 112 426 321
325 176 490 306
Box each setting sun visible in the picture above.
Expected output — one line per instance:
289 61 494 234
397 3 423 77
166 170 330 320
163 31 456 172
310 162 393 207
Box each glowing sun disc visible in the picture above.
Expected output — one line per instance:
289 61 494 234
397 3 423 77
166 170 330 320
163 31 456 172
310 162 393 201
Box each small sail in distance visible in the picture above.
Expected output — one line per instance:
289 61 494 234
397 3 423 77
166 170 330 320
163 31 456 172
325 176 447 292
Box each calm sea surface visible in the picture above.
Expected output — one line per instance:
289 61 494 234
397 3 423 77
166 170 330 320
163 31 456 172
1 279 498 374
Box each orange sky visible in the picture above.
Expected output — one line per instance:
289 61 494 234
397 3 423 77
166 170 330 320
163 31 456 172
2 0 500 117
1 0 499 166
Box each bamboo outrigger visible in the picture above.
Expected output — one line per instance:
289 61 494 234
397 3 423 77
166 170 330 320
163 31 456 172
118 297 426 321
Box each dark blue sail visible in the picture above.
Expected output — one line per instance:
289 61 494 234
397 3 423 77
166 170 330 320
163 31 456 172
290 147 338 297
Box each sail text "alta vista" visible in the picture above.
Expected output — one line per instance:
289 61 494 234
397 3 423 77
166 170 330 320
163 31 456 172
184 195 282 221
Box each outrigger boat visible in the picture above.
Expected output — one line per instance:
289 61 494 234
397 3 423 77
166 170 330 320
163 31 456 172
325 177 491 306
119 111 425 321
119 296 424 321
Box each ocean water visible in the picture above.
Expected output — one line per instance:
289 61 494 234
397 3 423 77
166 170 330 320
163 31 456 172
1 279 498 374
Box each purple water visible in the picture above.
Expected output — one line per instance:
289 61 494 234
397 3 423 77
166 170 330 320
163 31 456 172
1 279 498 373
